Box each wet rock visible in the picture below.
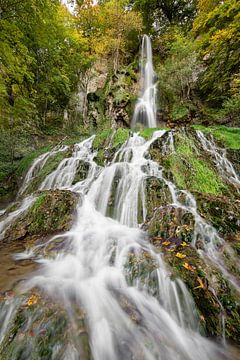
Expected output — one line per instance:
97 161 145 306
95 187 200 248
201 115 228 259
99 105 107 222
4 190 78 243
146 205 195 243
145 177 172 218
73 161 90 185
0 290 91 360
145 205 240 343
194 192 240 238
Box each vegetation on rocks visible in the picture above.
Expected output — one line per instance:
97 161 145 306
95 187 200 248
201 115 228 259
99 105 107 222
4 190 78 243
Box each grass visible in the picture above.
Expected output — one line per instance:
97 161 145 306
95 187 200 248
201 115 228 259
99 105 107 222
193 125 240 150
164 134 226 195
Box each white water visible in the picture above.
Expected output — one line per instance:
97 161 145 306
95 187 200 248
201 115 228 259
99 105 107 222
132 35 157 128
13 131 226 360
196 130 240 188
40 136 96 191
18 145 69 195
0 195 36 240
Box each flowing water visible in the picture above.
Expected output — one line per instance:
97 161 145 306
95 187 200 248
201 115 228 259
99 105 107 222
132 35 157 128
2 130 231 359
18 145 69 196
196 130 240 188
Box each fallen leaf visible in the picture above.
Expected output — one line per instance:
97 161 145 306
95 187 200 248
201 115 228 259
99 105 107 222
181 241 189 247
183 262 194 271
176 252 186 259
194 277 205 289
27 294 39 306
162 241 170 246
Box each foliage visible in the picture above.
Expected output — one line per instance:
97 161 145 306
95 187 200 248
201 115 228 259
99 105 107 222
130 0 197 33
76 0 142 71
193 0 240 107
112 128 129 148
0 0 89 131
156 31 199 121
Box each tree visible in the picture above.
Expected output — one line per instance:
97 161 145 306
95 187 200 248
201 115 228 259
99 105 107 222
129 0 197 33
193 0 240 106
76 0 142 71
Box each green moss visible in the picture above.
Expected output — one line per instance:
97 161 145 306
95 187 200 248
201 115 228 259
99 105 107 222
139 128 169 140
92 129 113 150
27 191 76 234
15 146 52 178
193 125 240 150
24 150 70 195
164 133 226 195
112 128 129 149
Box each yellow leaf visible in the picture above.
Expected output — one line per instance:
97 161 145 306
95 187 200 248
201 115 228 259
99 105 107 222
162 241 170 246
194 277 205 290
27 294 39 306
183 262 194 271
176 252 186 259
181 241 189 247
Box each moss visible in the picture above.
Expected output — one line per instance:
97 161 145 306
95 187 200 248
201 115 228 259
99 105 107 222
112 128 129 149
4 190 78 242
193 125 240 150
15 146 52 179
92 129 113 150
24 149 71 195
146 202 240 342
145 177 172 218
163 132 226 195
0 292 91 360
139 128 169 140
194 192 240 236
72 161 90 185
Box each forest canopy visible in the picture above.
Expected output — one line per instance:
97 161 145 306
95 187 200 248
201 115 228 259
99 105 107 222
0 0 239 135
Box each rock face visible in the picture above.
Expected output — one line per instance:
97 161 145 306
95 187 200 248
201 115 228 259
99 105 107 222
87 64 139 129
0 290 90 360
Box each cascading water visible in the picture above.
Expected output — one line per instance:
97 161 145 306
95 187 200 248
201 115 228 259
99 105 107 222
196 130 240 188
3 131 228 360
18 144 69 196
132 35 157 128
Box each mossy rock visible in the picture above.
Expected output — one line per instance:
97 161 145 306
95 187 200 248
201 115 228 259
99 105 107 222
145 204 240 342
150 129 227 196
194 192 240 237
72 161 90 185
4 190 78 243
144 177 172 218
146 205 195 243
0 290 91 360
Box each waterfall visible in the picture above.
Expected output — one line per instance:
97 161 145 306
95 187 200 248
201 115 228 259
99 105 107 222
18 144 69 196
10 131 226 360
132 35 157 128
196 130 240 188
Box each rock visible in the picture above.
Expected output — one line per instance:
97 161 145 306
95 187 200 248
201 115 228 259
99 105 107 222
4 190 78 244
0 290 91 360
